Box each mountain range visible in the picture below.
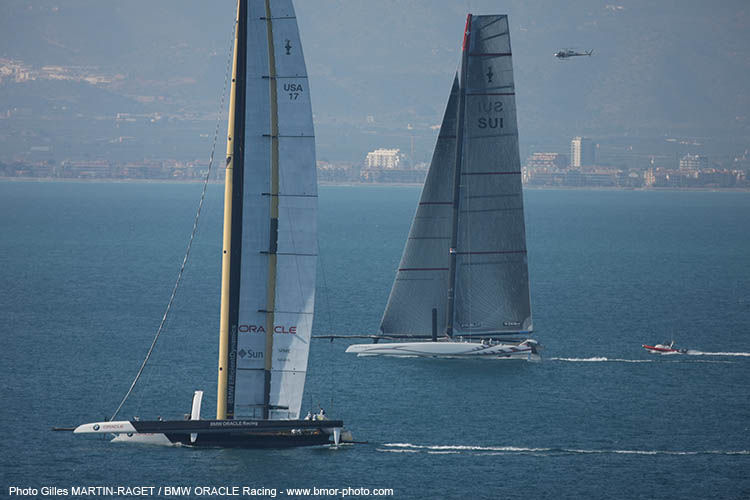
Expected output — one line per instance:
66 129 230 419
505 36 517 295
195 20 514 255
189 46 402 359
1 0 748 163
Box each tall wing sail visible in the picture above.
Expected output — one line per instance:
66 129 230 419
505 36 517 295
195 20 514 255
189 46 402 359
266 0 316 420
229 0 316 420
453 15 532 335
379 77 459 335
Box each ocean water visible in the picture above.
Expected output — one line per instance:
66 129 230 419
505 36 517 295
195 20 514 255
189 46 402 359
1 181 749 499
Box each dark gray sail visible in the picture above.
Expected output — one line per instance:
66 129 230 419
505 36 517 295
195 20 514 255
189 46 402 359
453 15 532 335
379 76 460 335
379 15 531 339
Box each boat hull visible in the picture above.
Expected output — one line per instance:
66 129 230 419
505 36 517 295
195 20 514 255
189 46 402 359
75 419 344 448
642 344 687 354
345 340 539 360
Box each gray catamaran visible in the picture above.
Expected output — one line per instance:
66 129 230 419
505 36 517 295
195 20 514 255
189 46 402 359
346 14 539 359
73 0 345 447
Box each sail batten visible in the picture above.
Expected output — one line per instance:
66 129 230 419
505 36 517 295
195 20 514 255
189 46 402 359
222 0 316 421
379 14 532 340
453 15 531 336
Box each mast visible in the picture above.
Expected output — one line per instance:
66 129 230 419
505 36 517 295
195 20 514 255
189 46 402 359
445 14 471 338
217 0 247 420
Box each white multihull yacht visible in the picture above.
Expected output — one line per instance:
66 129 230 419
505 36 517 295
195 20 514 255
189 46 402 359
337 14 538 359
346 338 540 359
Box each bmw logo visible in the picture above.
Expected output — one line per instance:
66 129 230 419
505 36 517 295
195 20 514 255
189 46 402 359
93 424 100 431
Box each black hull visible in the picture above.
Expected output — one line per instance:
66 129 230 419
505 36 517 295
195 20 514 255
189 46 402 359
165 430 333 448
128 419 342 449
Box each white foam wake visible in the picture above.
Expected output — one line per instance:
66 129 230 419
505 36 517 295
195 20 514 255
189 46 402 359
381 443 552 453
378 443 750 456
550 355 738 363
549 357 652 363
688 351 750 357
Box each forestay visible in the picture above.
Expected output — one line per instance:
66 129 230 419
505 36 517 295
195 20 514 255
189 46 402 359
379 77 460 336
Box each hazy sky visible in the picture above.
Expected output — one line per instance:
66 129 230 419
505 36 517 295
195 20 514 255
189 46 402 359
1 0 749 161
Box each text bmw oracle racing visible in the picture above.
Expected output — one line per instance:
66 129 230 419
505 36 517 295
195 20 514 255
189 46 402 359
8 485 395 497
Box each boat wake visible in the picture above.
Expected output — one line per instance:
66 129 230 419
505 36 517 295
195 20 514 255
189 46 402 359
550 355 739 363
686 350 750 357
378 443 750 457
549 357 653 363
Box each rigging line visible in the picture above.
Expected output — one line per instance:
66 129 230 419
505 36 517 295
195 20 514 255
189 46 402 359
316 240 336 412
110 18 236 422
317 239 335 344
466 128 473 325
302 238 334 414
312 234 336 413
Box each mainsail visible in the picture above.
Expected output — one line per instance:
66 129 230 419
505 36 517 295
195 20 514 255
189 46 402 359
379 14 532 339
452 15 532 336
220 0 316 420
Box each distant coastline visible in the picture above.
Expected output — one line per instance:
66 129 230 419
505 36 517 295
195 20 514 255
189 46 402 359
0 176 222 185
3 176 750 192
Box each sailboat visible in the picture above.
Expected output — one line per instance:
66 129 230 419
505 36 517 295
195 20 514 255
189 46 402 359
72 0 345 447
345 14 539 360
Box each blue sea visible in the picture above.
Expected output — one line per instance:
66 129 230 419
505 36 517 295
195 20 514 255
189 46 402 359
1 181 749 499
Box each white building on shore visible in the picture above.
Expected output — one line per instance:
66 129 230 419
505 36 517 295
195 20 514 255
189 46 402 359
365 148 401 169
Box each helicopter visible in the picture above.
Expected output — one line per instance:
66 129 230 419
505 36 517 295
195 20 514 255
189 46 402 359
554 49 593 59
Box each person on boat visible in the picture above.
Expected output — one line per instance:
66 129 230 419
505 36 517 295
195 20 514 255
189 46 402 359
317 408 326 421
304 411 311 420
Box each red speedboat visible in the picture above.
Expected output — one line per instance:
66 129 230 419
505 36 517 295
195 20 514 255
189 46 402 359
642 341 687 354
